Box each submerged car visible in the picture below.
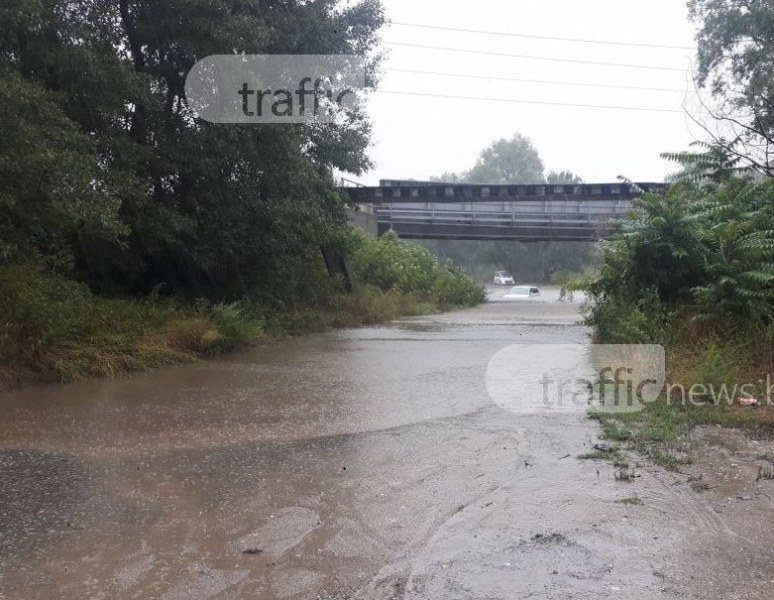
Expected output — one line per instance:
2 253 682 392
493 271 515 285
503 285 541 298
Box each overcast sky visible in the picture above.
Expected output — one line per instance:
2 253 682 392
360 0 702 185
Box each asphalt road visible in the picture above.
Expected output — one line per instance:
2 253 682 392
1 293 773 599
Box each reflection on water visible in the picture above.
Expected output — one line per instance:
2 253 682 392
5 297 734 600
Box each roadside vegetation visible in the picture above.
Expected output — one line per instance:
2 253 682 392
0 231 484 388
583 170 774 467
579 0 774 466
0 1 485 389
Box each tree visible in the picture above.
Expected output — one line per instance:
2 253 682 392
689 0 774 175
429 172 468 183
423 133 591 282
0 67 127 270
547 170 584 185
0 0 385 300
467 134 545 184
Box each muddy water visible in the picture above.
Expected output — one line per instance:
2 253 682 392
1 287 773 599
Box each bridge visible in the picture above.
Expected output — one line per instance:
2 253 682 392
342 180 664 241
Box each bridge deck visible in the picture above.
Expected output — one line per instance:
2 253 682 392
342 181 661 241
343 181 663 204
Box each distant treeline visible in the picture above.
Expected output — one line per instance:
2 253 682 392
423 133 594 282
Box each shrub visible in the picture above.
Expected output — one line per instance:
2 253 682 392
584 289 674 345
349 230 485 308
433 263 486 308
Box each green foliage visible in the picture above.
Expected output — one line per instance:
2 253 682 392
0 264 186 379
432 132 583 188
690 180 774 322
432 263 487 308
0 264 272 380
424 133 591 282
546 170 584 185
202 303 265 353
0 0 385 299
584 289 674 345
662 141 747 184
583 2 774 451
350 230 437 293
349 230 485 305
0 67 127 268
333 285 403 325
689 0 774 175
588 184 706 305
680 338 747 402
0 242 485 385
585 172 774 440
466 134 545 184
587 176 774 336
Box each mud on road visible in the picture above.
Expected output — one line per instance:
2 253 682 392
1 287 773 599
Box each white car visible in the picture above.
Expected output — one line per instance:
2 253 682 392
493 271 515 285
503 285 541 298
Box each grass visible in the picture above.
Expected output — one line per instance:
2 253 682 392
599 421 633 442
0 266 482 389
589 387 774 471
583 325 774 471
577 450 614 460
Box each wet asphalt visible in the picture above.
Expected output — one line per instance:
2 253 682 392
1 287 773 599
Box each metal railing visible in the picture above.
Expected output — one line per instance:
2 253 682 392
374 206 628 225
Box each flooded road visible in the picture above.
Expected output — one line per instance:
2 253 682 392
2 288 774 599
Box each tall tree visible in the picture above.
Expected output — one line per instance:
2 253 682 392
689 0 774 175
547 170 584 185
0 0 384 299
422 133 591 282
467 134 545 184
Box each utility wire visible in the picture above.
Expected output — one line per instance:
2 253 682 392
385 41 689 72
375 89 685 113
388 21 695 51
385 68 687 93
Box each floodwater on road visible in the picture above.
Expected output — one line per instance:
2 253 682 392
1 287 773 599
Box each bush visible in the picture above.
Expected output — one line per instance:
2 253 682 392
0 265 266 381
433 263 487 308
349 230 485 308
583 175 774 411
584 289 675 345
0 233 485 386
350 230 437 293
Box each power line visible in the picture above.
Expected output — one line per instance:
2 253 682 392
375 89 685 113
385 41 689 72
385 68 687 93
388 21 695 51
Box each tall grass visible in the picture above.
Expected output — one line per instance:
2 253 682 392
0 233 485 387
0 265 265 382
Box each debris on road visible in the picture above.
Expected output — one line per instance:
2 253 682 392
737 396 759 407
593 442 617 453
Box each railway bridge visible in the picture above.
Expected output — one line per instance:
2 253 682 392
342 180 663 241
